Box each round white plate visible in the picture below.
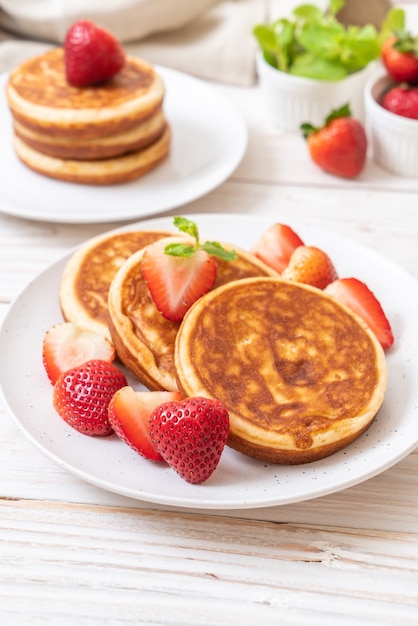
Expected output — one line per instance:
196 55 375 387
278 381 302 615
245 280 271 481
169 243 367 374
1 214 417 509
0 67 247 224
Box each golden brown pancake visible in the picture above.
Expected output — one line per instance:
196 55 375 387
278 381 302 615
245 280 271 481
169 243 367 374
108 240 279 391
174 277 387 464
6 49 165 139
13 108 167 160
13 124 171 185
60 229 171 339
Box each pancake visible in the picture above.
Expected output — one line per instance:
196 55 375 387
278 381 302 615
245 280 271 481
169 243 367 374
13 124 171 185
174 277 387 464
13 108 167 160
108 239 279 391
60 229 171 339
6 49 165 140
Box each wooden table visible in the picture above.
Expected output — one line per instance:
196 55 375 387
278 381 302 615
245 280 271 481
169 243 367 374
1 73 418 625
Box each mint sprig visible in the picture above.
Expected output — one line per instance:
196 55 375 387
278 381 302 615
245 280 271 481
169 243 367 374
164 217 237 262
253 1 403 81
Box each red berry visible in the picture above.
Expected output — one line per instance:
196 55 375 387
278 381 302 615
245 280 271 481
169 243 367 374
64 19 125 87
251 223 304 273
382 35 418 85
149 397 230 484
108 387 182 461
42 322 115 385
381 85 418 120
281 245 338 289
52 359 127 436
141 239 217 322
325 278 394 350
301 104 367 179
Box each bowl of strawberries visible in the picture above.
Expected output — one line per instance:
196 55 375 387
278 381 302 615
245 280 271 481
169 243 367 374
365 19 418 177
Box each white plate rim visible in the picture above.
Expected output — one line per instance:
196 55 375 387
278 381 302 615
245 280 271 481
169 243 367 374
1 213 418 509
0 66 247 224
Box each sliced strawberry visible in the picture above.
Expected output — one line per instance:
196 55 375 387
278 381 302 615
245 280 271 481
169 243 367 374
42 322 115 385
325 278 394 350
141 239 217 322
52 359 127 436
251 223 304 273
108 387 182 461
281 245 338 289
64 19 125 87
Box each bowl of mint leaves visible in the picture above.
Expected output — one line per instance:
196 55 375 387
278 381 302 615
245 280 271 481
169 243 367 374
253 0 401 131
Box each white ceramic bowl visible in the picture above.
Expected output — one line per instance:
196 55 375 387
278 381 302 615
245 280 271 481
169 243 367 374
365 71 418 178
256 51 376 133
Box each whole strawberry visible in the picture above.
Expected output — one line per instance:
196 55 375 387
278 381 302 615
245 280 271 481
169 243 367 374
281 245 338 289
381 85 418 120
149 397 230 484
382 34 418 85
301 104 367 179
64 19 125 87
53 359 127 436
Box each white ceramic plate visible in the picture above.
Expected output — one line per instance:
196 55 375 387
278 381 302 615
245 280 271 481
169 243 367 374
0 68 247 224
1 214 417 509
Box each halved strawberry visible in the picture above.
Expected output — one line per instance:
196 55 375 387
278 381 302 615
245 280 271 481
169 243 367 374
281 245 338 289
108 387 182 461
325 278 394 350
52 359 127 436
141 217 237 322
42 322 115 385
251 223 304 273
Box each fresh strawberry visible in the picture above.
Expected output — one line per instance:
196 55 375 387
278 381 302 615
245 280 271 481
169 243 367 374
64 19 125 87
325 278 394 350
382 35 418 85
301 104 367 179
149 397 230 484
108 387 182 461
42 322 115 385
52 359 127 436
381 84 418 120
141 217 237 322
251 223 304 273
281 245 338 289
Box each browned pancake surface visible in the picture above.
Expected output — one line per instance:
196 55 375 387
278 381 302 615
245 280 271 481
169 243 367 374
108 241 278 391
174 277 387 464
7 49 165 138
60 229 171 338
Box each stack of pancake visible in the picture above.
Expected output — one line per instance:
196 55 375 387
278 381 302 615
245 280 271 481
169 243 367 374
6 48 170 185
59 228 388 465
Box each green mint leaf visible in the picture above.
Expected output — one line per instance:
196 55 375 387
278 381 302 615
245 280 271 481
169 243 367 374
329 0 345 18
253 0 385 79
253 24 277 56
380 8 405 40
201 241 237 262
297 23 344 59
164 243 195 258
290 53 347 80
173 216 199 245
293 4 323 22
